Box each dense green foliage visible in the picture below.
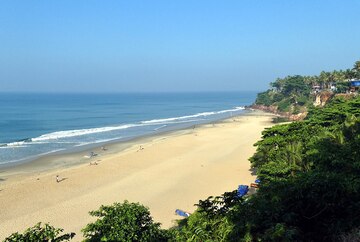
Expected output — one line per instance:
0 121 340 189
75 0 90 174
170 191 242 241
82 200 170 242
171 96 360 241
255 75 312 113
254 60 360 114
3 223 75 242
335 81 350 93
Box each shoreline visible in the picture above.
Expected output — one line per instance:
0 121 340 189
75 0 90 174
0 110 275 241
0 109 257 182
0 102 249 170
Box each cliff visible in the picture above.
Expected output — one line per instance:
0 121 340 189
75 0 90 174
251 104 307 121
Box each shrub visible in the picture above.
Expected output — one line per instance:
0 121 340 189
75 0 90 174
255 91 273 106
82 201 170 242
3 222 75 242
277 99 291 112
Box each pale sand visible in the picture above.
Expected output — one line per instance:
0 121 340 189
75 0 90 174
0 112 274 241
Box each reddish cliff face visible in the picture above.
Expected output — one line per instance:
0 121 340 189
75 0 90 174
252 91 340 121
288 112 307 121
251 104 278 113
314 91 333 107
250 104 307 121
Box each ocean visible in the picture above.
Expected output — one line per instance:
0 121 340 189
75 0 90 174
0 92 256 166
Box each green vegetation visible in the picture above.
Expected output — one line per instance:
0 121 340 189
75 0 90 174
171 96 360 241
170 191 242 241
82 201 170 242
255 75 312 113
254 60 360 114
3 223 75 242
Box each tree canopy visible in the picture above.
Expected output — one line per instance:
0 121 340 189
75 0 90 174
82 200 170 242
254 60 360 114
171 95 360 241
3 223 75 242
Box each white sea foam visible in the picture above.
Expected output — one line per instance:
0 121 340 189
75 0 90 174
141 106 245 124
153 125 167 131
2 140 32 148
1 141 79 149
141 112 216 124
0 145 29 149
74 137 122 147
217 106 245 114
6 141 27 146
3 106 245 147
31 124 140 142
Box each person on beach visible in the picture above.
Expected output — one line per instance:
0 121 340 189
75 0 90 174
56 175 60 183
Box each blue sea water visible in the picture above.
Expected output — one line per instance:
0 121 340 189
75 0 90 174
0 92 256 166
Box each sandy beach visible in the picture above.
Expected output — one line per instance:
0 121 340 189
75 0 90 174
0 111 274 241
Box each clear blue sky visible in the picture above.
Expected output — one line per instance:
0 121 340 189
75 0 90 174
1 0 359 92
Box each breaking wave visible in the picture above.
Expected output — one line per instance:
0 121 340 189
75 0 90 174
2 106 245 148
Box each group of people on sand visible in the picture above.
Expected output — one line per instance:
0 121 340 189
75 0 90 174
56 146 108 183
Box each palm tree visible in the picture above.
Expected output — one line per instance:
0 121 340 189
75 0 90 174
337 70 346 81
311 75 319 86
271 79 282 92
319 71 331 89
353 60 360 72
344 69 356 80
279 141 304 176
353 60 360 78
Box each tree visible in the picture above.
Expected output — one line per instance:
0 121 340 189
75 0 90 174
254 91 273 106
171 191 242 241
344 68 356 80
333 69 346 82
319 71 331 89
304 75 318 87
282 75 309 96
335 81 349 93
270 80 281 92
353 60 360 78
82 201 170 242
3 223 75 242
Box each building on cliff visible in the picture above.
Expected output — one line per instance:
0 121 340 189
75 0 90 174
350 79 360 92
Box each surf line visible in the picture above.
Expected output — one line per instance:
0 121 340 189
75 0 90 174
154 125 167 131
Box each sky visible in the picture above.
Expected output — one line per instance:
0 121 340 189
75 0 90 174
0 0 359 93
